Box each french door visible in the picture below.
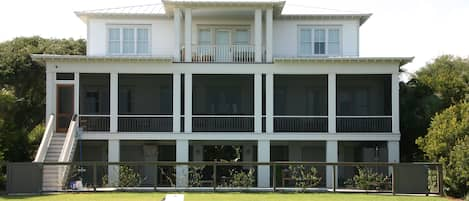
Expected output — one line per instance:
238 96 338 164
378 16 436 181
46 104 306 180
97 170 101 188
215 30 231 62
56 85 74 132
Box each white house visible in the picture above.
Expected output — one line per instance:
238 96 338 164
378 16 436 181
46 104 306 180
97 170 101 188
32 0 412 191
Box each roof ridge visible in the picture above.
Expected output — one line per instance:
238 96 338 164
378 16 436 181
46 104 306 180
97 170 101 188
76 3 163 13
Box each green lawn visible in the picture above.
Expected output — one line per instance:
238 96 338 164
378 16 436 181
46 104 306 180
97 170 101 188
0 192 448 201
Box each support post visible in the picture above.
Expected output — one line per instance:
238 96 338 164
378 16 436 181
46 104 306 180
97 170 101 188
108 139 120 187
174 8 182 62
176 139 189 188
257 140 270 188
326 140 338 188
392 73 400 133
173 73 181 133
254 73 262 133
266 73 274 133
184 74 192 133
265 8 273 63
184 8 192 62
388 141 400 163
110 73 118 133
328 73 336 133
254 9 262 63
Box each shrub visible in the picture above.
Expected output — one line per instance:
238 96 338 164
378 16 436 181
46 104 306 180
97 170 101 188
189 165 205 187
102 165 143 187
288 165 321 191
228 168 256 188
345 167 390 190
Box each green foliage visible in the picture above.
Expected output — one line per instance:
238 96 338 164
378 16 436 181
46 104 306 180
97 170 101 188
228 168 256 188
102 165 143 187
288 165 321 191
345 167 390 190
188 165 205 187
0 36 85 162
416 102 469 197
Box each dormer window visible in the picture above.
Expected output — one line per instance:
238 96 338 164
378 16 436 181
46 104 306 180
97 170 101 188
107 25 151 55
298 26 341 57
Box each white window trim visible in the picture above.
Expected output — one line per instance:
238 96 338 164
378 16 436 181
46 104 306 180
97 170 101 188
297 25 343 57
106 24 152 56
196 25 252 46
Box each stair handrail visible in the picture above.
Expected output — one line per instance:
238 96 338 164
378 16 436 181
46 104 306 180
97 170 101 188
34 114 55 162
58 114 79 187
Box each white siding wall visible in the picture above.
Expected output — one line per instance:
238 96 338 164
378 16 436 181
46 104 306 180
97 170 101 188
87 18 174 56
272 19 360 57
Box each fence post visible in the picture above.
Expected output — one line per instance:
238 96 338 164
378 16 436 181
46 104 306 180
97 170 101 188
437 164 444 196
154 163 158 191
392 164 396 195
93 162 97 192
272 163 276 192
332 164 336 193
213 163 217 192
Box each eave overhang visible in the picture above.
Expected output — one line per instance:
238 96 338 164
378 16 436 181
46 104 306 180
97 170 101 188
31 54 173 63
274 57 414 67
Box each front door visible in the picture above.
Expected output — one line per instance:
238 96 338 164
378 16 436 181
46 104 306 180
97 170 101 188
56 85 74 132
215 30 231 62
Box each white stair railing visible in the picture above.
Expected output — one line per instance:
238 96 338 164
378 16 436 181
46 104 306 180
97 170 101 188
34 114 55 162
58 114 79 187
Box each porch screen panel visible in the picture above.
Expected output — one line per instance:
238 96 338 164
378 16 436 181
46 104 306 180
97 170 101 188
79 74 110 131
336 74 392 132
118 74 172 132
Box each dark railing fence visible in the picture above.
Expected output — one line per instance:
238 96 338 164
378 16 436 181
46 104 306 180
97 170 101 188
274 117 327 132
118 117 172 132
5 161 442 196
337 117 392 132
79 116 110 131
192 117 254 132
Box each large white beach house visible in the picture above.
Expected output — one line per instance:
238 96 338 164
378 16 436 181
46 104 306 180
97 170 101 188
32 0 412 191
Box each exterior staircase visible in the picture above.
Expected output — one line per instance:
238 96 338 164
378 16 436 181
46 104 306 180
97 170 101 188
42 134 66 191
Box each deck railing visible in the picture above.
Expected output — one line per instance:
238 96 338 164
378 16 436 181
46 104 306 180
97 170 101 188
274 116 328 132
34 114 55 162
192 115 254 132
337 116 392 132
118 115 173 132
189 45 256 63
79 115 110 132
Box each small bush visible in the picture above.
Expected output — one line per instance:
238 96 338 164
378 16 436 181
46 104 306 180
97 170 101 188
189 165 205 187
102 165 143 187
288 165 321 191
345 167 390 190
228 168 256 188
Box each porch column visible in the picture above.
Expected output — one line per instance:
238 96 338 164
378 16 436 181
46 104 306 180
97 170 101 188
257 140 270 188
108 139 120 186
388 141 400 163
391 73 400 133
326 140 338 188
176 139 189 187
173 73 181 133
174 8 182 62
74 73 80 118
184 8 192 62
265 8 273 63
45 71 54 119
254 8 262 63
328 73 336 133
184 73 192 133
254 73 262 133
110 73 118 133
266 73 274 133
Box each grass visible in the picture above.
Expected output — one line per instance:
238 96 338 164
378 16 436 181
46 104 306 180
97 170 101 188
0 192 448 201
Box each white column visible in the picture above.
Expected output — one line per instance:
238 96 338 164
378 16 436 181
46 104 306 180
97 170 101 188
173 8 182 62
257 140 270 188
184 73 192 133
110 73 118 133
184 8 192 62
328 73 336 133
254 73 262 133
173 73 181 133
254 9 262 63
265 8 273 63
176 139 189 187
391 73 400 133
74 73 79 117
388 141 400 163
45 71 54 119
266 73 274 133
326 140 338 188
108 139 120 186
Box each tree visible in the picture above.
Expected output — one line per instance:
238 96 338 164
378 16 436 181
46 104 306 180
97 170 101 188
416 102 469 197
0 36 85 162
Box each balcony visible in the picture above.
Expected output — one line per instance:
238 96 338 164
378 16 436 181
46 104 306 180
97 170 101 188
187 45 258 63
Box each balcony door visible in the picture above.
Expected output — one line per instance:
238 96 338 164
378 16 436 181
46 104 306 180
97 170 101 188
215 30 231 62
56 84 74 132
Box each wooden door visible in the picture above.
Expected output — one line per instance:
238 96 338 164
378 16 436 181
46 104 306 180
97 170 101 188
56 85 74 132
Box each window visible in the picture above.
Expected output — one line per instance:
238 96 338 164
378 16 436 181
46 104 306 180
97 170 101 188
233 30 250 45
107 25 151 55
198 29 211 45
298 26 341 56
197 27 251 45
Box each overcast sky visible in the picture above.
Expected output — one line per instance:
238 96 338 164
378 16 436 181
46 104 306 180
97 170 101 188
1 0 468 74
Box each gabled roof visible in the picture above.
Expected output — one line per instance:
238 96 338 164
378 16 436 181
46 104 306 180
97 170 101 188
75 0 371 25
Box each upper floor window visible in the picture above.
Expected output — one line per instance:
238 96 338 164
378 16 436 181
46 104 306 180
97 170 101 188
107 25 151 55
197 26 251 46
298 26 341 56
